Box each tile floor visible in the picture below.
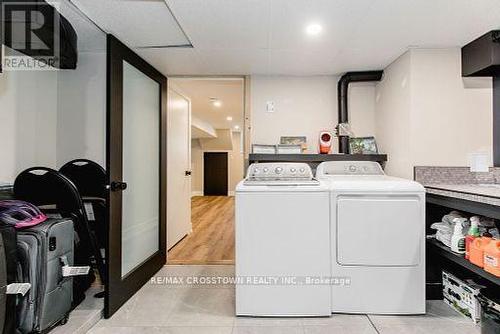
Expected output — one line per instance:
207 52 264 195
88 265 480 334
52 286 104 334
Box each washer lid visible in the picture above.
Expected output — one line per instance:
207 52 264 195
236 180 329 192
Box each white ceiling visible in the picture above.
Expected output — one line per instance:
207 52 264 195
55 0 106 52
171 78 244 131
71 0 190 48
73 0 500 75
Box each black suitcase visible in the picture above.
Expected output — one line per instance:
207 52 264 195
0 232 7 334
0 226 18 334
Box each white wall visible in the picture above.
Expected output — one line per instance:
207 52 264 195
250 76 377 153
229 132 244 192
57 51 107 166
374 52 413 178
375 48 493 179
191 131 244 195
0 54 58 182
0 50 107 183
191 139 203 194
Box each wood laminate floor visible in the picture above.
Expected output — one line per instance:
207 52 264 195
167 196 235 265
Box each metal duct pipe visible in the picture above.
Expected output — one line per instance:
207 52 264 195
337 70 384 153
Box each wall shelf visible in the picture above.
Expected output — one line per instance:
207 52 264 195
248 154 387 165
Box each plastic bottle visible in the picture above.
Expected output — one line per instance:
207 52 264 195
470 234 493 268
483 240 500 277
465 217 480 260
450 221 466 254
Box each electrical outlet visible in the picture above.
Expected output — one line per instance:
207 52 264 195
266 101 275 113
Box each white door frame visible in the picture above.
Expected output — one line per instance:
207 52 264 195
169 75 249 197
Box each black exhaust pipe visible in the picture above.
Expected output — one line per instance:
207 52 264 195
337 71 383 153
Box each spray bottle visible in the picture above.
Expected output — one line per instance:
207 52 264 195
465 216 480 259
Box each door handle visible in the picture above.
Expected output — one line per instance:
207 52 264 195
110 181 128 192
185 171 192 176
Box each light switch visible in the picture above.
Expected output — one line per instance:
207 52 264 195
468 152 489 172
266 101 275 113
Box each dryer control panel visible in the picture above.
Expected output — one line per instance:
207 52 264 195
316 161 384 176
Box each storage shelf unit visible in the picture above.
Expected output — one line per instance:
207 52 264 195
426 192 500 299
249 154 387 164
427 238 500 286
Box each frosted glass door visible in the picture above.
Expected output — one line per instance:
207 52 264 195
121 61 160 277
107 35 166 318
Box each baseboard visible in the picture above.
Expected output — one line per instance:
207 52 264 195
192 191 234 197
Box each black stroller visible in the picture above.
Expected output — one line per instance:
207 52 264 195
59 159 108 298
14 167 106 305
59 160 107 255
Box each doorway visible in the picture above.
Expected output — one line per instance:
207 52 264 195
204 152 229 196
167 77 246 265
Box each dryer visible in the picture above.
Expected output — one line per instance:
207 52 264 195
236 163 331 317
316 161 425 315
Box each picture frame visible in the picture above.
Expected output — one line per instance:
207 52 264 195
280 136 307 153
349 136 379 154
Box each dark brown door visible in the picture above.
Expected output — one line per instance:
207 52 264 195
204 152 228 196
106 34 167 318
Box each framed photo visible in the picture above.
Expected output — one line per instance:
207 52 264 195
349 137 378 154
280 136 307 153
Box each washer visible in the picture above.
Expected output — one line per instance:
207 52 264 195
316 161 425 315
236 163 331 317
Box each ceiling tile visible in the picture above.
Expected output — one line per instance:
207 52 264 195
78 0 500 75
136 48 205 76
166 0 270 49
72 0 190 47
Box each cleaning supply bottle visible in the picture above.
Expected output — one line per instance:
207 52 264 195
450 219 466 254
465 216 480 260
470 233 493 268
483 240 500 277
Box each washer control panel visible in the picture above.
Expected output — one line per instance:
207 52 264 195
316 161 384 176
246 163 313 180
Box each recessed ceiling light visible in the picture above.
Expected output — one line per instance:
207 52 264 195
226 116 233 121
305 23 322 36
210 98 222 108
234 125 240 130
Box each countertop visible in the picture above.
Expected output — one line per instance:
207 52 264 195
425 183 500 206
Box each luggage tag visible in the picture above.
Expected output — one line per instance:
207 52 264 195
60 256 91 277
7 283 31 296
84 202 96 221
